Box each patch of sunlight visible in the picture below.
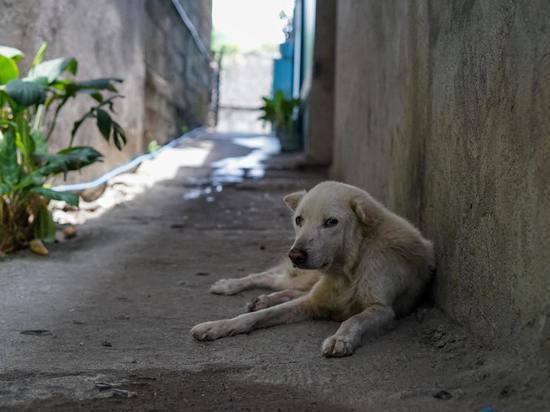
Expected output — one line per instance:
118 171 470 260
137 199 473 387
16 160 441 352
233 136 280 151
52 141 214 225
211 135 280 181
138 141 214 182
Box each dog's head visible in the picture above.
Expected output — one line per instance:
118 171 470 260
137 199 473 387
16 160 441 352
284 181 380 271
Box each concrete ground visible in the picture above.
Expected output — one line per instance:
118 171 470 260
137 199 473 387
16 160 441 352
0 131 549 411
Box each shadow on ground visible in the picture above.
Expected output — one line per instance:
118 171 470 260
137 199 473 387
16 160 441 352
6 368 345 411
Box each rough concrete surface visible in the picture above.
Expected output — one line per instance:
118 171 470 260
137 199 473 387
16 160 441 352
0 132 548 410
330 0 550 358
307 0 336 164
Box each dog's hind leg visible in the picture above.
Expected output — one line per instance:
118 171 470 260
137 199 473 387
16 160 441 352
191 296 311 341
247 289 306 312
209 261 296 295
321 304 395 358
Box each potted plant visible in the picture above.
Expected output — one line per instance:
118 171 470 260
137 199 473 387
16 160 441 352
0 43 126 255
259 90 300 152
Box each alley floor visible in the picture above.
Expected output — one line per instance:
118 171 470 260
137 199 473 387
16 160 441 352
0 131 549 411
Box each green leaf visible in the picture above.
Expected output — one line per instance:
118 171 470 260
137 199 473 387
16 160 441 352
70 94 125 147
30 76 50 87
0 183 10 195
0 90 7 107
51 78 121 97
259 91 299 132
147 140 161 154
0 54 19 85
56 146 103 168
96 109 112 141
33 146 103 176
31 42 48 68
90 92 103 103
49 78 73 93
15 113 34 163
76 78 122 92
27 57 78 83
45 78 114 140
70 110 94 142
112 121 126 150
0 128 20 186
0 46 24 61
5 80 46 107
31 130 48 155
30 187 79 206
33 203 57 243
13 170 43 192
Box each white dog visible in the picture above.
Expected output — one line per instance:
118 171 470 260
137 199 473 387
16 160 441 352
191 181 434 357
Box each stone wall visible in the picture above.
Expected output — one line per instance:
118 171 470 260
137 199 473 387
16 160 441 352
216 51 275 134
0 0 212 180
328 0 550 358
144 0 212 144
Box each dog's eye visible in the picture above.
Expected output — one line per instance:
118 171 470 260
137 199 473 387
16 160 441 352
323 218 339 228
295 216 304 226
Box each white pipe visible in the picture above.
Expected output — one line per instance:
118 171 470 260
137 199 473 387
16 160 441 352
52 127 206 192
170 0 211 62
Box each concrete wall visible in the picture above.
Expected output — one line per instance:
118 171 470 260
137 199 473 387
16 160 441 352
329 0 550 358
0 0 212 180
307 0 336 164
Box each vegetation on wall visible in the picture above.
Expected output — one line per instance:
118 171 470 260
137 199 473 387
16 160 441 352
0 43 126 255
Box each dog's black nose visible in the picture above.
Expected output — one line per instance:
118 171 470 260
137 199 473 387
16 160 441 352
288 248 307 265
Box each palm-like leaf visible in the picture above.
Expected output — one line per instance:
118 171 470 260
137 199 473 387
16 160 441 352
33 146 103 176
30 187 79 206
5 79 47 107
27 57 78 83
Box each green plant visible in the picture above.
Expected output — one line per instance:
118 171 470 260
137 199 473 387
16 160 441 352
147 140 161 154
0 43 126 254
258 90 300 135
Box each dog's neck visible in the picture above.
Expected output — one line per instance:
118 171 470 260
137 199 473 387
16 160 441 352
320 224 371 281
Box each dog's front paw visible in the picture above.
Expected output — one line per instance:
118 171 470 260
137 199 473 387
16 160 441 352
191 320 230 341
209 278 243 295
247 294 270 312
321 334 357 358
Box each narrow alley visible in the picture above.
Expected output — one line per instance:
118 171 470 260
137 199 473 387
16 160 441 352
1 132 548 411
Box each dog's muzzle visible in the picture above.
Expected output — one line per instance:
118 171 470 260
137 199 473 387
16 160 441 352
288 248 308 267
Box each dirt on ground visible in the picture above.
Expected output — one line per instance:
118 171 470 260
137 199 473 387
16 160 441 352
0 132 548 411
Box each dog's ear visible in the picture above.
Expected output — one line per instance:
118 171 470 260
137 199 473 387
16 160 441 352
283 190 306 211
350 195 376 227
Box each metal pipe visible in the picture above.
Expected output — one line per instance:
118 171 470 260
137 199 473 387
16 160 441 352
170 0 212 63
52 127 206 193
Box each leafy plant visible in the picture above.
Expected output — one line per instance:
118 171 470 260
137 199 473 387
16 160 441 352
147 140 161 154
0 43 127 254
258 90 300 135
